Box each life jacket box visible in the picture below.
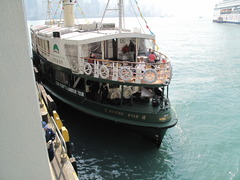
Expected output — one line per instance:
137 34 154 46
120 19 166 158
119 54 129 60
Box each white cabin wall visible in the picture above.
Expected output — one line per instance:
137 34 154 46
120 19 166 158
80 44 90 58
49 39 73 69
0 1 52 180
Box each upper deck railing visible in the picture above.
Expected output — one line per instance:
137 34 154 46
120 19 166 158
68 52 172 86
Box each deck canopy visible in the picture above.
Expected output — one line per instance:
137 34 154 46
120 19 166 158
33 25 155 44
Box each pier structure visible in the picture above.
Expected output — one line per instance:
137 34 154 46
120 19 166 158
38 83 78 180
0 1 78 179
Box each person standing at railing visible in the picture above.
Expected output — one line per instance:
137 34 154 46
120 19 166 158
88 53 96 63
148 52 156 63
136 57 145 72
145 48 152 57
129 40 135 61
42 121 56 162
122 44 129 54
99 83 109 103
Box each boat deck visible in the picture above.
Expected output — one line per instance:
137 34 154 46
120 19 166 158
81 58 172 86
88 97 169 114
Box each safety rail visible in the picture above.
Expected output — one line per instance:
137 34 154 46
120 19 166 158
68 53 172 85
37 83 69 163
49 116 68 162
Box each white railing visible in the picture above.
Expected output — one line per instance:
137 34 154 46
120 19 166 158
69 54 172 85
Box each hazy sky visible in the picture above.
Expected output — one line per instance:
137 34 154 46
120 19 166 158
135 0 220 17
25 0 221 20
103 0 220 17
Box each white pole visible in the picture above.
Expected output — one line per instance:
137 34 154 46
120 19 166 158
63 0 75 27
119 0 123 32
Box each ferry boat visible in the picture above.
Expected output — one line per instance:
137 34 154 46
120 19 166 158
213 0 240 24
30 0 178 146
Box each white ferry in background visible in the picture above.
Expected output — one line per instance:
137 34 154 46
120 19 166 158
213 0 240 24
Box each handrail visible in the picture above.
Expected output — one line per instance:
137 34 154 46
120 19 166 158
49 116 67 156
73 56 172 85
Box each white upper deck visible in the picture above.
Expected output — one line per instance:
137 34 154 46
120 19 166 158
31 23 155 44
215 0 240 9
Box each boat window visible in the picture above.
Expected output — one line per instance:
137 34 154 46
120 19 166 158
70 76 84 91
40 38 42 48
37 37 40 47
55 70 69 85
138 38 147 56
144 39 154 52
47 40 50 54
38 38 41 47
43 40 46 54
86 80 100 101
89 42 101 58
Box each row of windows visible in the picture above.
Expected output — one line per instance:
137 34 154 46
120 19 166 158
37 38 50 55
221 11 240 14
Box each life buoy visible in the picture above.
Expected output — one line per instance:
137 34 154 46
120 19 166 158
84 63 92 75
70 59 79 73
119 67 133 81
110 90 121 99
143 69 158 83
99 65 109 79
123 87 132 99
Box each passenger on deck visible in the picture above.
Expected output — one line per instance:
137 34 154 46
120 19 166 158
122 44 131 60
148 52 156 63
145 48 152 57
136 57 145 72
88 53 96 63
161 58 167 64
122 44 129 54
129 40 135 61
42 121 56 162
100 83 109 103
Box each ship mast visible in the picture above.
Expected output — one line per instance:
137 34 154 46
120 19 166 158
100 0 125 33
118 0 123 32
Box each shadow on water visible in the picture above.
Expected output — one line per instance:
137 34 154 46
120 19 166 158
54 99 176 180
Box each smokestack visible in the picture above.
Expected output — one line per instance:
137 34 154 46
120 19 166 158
63 0 75 27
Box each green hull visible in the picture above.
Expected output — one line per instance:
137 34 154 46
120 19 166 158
34 52 177 146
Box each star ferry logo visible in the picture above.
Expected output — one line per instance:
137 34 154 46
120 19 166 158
53 44 59 54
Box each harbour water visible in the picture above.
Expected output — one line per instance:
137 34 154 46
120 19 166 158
29 17 240 179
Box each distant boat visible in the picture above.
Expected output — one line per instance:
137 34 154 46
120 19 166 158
213 0 240 24
30 0 177 147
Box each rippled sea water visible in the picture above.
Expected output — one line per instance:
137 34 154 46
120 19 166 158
31 17 240 179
